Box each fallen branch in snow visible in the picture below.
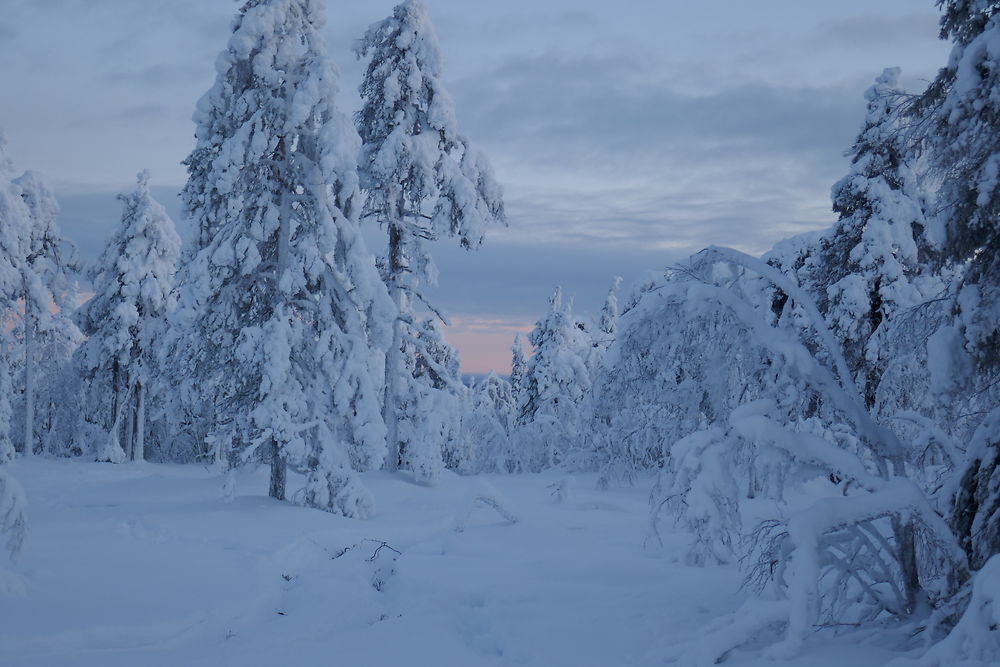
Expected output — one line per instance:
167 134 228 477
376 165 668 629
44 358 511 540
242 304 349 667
367 541 401 562
452 482 518 533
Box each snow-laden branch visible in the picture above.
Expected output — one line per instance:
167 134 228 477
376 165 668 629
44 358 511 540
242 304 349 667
678 279 907 469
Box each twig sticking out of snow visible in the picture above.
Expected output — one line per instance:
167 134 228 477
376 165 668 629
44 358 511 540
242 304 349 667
547 478 573 504
363 539 401 592
367 541 402 562
305 537 402 592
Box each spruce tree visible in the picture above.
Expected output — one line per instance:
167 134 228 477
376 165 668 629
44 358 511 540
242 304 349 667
598 276 622 343
73 172 180 463
515 288 592 469
355 0 504 481
12 170 82 457
166 0 393 513
0 133 31 568
0 133 32 464
510 332 527 405
923 1 1000 571
800 68 933 409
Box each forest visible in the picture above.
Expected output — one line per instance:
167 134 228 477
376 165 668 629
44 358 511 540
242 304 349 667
0 1 999 665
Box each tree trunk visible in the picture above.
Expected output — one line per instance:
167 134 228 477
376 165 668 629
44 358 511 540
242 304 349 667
23 306 34 457
383 222 405 472
893 517 922 615
123 380 134 462
267 135 290 500
133 381 145 462
269 438 286 501
111 359 120 436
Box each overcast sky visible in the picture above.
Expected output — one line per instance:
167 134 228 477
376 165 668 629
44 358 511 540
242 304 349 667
0 1 951 373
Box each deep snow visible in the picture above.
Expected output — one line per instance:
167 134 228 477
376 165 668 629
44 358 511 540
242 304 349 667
1 460 909 666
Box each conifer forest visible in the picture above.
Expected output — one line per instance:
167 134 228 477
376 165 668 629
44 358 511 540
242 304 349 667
0 1 999 665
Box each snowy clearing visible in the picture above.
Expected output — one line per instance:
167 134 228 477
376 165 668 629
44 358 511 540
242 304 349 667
0 459 911 667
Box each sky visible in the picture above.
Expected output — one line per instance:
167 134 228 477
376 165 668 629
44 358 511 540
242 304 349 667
0 0 952 373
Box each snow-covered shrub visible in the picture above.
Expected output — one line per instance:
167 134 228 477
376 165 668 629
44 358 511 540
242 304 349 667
587 264 770 488
603 241 969 655
649 425 740 566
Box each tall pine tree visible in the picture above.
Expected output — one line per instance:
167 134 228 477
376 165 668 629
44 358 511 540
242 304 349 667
166 0 393 514
12 170 82 457
924 0 1000 571
355 0 504 481
0 133 32 571
798 68 933 409
73 172 180 463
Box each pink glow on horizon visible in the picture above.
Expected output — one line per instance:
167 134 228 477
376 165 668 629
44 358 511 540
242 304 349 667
442 315 534 375
59 293 529 377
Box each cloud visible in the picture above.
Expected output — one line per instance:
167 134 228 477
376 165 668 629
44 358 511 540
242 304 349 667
456 52 864 165
443 51 867 263
814 12 943 47
0 23 16 45
118 104 173 121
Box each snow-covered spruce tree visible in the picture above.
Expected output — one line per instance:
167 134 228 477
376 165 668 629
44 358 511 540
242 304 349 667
9 171 82 458
0 134 31 570
597 276 622 351
888 21 1000 653
798 68 935 410
925 0 1000 369
858 6 1000 661
919 0 1000 576
72 172 179 463
509 332 527 406
514 287 592 471
410 318 467 482
355 0 504 482
458 371 517 473
572 276 621 386
166 0 393 513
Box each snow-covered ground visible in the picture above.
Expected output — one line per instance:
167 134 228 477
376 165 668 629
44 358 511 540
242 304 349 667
2 460 907 666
